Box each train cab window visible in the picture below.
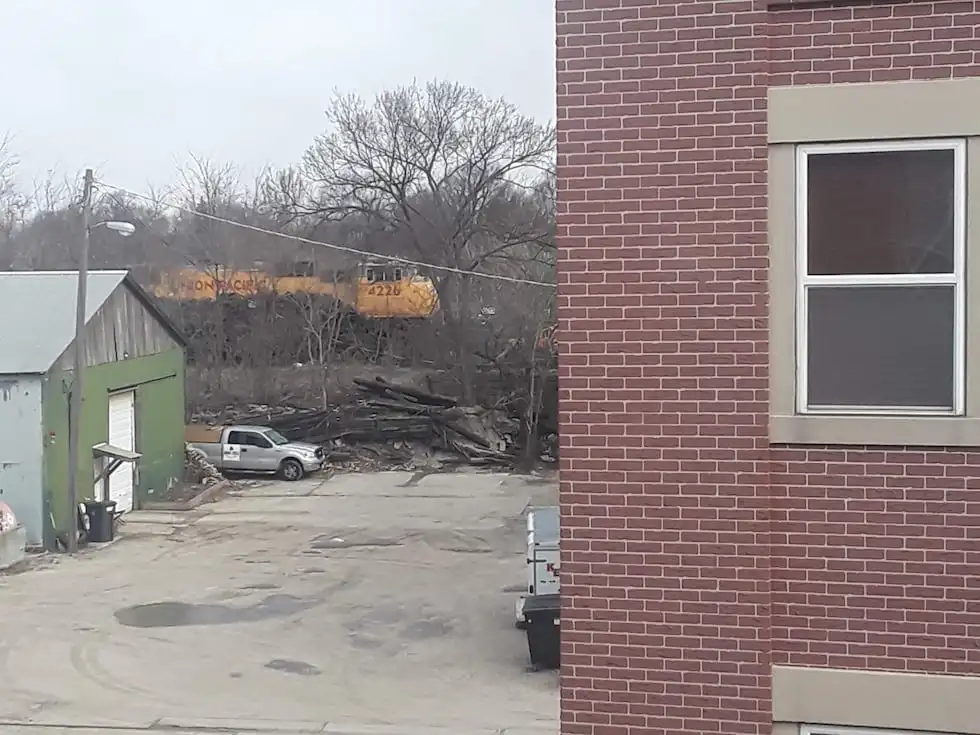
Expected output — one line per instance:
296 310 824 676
365 264 405 282
275 260 315 278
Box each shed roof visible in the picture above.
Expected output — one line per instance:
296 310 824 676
0 270 185 374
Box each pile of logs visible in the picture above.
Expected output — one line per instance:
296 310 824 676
349 376 517 465
185 445 225 485
188 374 561 470
194 376 522 468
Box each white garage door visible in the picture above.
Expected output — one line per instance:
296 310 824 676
107 391 136 513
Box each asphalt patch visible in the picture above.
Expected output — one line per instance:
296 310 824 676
114 594 319 628
264 658 322 676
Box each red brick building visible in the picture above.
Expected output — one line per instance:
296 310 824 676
556 1 980 734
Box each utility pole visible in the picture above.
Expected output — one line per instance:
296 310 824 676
66 168 94 554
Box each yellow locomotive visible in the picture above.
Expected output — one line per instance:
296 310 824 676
151 260 439 319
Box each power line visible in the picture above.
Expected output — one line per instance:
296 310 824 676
95 180 557 289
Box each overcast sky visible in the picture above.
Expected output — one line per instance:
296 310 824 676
1 0 556 195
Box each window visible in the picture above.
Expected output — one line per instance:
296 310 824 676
796 139 965 415
264 429 289 446
246 433 272 448
227 431 272 448
769 78 980 446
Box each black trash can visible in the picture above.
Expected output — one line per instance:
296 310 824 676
84 500 117 543
523 593 560 670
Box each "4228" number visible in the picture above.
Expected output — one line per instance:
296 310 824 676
367 283 402 296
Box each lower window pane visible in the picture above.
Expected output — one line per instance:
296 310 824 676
806 285 955 410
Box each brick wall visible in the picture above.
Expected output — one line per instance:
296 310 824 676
556 1 980 734
769 0 980 678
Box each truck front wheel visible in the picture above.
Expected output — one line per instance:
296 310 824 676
280 458 304 481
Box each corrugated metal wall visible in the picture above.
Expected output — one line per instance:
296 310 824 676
0 376 44 545
49 284 180 373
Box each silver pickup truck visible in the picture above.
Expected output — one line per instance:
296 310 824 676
186 424 325 481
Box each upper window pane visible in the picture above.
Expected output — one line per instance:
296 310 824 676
807 148 956 276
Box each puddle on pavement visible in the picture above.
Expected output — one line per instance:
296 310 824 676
265 658 321 676
114 594 318 628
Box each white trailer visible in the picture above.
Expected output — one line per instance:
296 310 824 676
515 505 560 669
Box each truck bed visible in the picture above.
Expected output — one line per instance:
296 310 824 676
187 442 223 465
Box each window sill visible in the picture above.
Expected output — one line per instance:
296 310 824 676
770 414 980 447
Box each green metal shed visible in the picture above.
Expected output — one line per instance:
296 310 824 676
0 270 186 549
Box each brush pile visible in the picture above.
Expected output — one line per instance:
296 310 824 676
190 375 546 470
185 445 225 485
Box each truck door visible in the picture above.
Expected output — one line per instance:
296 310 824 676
235 430 279 471
223 430 248 469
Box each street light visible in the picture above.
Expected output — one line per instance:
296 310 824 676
96 220 136 237
65 168 135 553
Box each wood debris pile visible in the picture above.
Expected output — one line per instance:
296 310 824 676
348 377 518 465
185 445 224 485
190 376 547 470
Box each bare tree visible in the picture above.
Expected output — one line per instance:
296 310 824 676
0 133 24 261
0 166 82 270
173 154 245 268
283 290 346 407
300 80 556 399
259 165 314 232
0 133 17 206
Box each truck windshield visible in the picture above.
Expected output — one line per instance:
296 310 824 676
264 430 289 445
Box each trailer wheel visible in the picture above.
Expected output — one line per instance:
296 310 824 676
280 458 304 482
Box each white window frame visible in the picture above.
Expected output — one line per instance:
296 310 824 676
795 137 967 416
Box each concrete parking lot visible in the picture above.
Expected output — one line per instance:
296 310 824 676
0 470 558 735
